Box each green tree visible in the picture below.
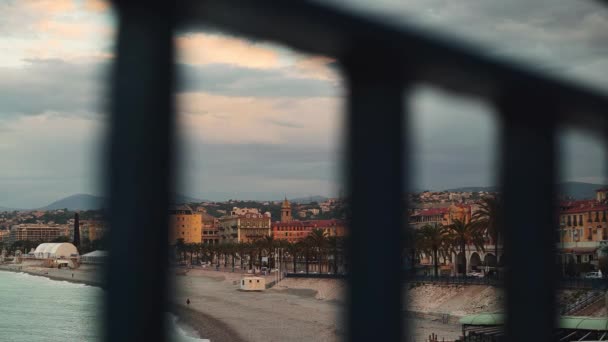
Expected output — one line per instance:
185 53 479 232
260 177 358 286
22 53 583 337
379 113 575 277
415 223 448 277
472 196 502 264
306 229 328 273
445 219 485 275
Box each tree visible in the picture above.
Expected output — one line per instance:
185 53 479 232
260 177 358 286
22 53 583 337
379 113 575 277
415 223 448 277
445 219 485 275
284 241 301 273
52 236 71 243
472 196 502 264
175 238 186 262
306 228 328 273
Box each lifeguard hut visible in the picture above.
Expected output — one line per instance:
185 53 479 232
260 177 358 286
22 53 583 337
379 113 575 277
240 276 265 291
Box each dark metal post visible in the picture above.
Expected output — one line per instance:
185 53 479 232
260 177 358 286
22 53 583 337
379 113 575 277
343 52 406 342
105 2 175 341
499 91 558 341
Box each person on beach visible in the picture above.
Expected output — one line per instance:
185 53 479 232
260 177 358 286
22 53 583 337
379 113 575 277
186 298 190 306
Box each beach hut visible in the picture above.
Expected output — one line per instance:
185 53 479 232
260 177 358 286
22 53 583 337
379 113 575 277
240 276 265 291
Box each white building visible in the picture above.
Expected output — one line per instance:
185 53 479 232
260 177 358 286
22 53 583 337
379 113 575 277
33 243 78 259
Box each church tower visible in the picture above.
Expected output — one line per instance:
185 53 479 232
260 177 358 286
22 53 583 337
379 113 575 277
281 197 292 222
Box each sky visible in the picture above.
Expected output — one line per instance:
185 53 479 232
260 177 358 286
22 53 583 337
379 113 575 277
0 0 607 208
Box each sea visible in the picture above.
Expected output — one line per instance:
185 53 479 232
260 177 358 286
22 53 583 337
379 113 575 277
0 271 208 342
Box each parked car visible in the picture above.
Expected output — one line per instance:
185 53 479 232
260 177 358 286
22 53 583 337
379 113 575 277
584 271 603 279
468 272 485 278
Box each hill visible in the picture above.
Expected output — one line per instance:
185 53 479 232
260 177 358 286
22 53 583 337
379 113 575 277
558 182 605 200
443 182 605 200
39 192 203 211
40 194 106 211
288 195 329 204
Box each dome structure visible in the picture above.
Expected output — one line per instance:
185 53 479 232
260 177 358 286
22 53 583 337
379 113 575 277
34 243 78 259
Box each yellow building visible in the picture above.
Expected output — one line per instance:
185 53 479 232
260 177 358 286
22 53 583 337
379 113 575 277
168 205 202 244
559 200 608 244
219 212 271 243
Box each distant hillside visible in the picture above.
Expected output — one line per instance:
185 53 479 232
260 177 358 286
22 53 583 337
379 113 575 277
443 182 605 200
40 194 106 211
39 192 203 211
558 182 606 200
172 193 206 204
289 196 329 204
443 186 498 193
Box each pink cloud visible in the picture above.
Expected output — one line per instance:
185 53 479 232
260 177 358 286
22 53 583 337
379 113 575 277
176 33 280 69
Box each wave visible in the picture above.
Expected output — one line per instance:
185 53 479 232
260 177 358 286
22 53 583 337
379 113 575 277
167 313 210 342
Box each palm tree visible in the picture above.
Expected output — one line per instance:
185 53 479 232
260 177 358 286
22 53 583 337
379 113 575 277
307 228 328 273
284 241 301 273
327 236 339 275
175 238 186 262
415 223 448 277
445 219 485 275
472 196 502 265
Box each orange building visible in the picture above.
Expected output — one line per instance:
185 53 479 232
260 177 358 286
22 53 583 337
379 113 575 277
272 199 346 242
168 205 202 244
409 204 471 229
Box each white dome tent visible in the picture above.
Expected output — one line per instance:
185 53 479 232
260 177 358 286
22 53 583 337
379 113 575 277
33 243 79 259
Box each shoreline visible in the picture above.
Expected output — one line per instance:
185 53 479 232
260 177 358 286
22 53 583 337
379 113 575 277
0 264 105 288
170 303 246 342
0 264 244 341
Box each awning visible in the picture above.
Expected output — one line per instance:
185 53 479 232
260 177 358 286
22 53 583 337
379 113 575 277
460 314 608 332
559 247 598 254
460 313 504 326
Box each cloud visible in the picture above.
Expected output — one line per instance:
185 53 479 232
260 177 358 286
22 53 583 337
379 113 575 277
176 33 281 69
0 58 109 118
177 63 339 97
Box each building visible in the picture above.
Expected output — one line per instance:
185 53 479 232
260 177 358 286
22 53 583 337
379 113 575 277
231 207 260 216
272 199 346 242
218 212 271 243
33 243 78 259
168 205 202 244
0 229 10 242
75 220 107 242
409 204 471 229
8 224 69 244
281 198 292 222
200 209 220 245
558 198 608 267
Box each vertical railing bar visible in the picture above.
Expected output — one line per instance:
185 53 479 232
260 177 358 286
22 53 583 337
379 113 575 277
105 2 175 341
499 91 558 341
343 50 407 342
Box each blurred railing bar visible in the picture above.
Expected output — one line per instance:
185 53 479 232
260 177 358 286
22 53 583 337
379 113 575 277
500 91 558 341
106 3 175 342
343 51 406 342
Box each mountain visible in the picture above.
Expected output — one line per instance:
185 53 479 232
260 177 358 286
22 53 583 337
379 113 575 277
558 182 605 200
288 195 329 204
443 186 498 193
443 182 605 200
172 193 206 204
40 194 106 211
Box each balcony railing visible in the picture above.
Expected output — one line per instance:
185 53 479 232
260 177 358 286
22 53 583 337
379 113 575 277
106 1 608 342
